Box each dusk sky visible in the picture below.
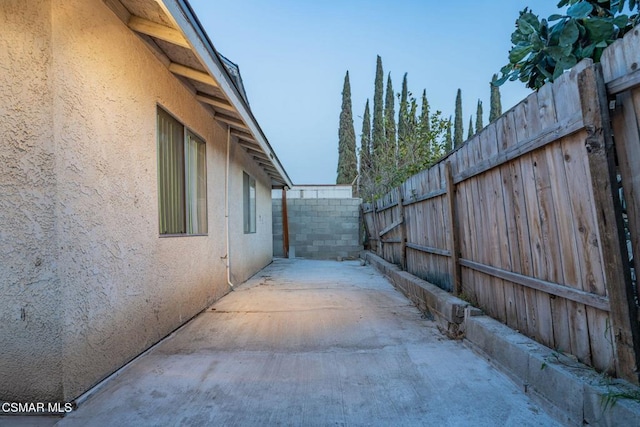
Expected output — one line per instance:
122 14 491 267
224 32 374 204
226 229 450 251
189 1 564 184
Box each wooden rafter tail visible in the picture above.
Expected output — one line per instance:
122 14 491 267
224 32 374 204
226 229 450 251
128 15 190 49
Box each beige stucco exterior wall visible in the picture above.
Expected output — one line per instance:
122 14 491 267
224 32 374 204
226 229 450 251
0 0 64 402
228 140 274 284
1 0 274 402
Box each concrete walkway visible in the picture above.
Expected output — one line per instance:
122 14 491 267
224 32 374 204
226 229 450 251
56 259 559 426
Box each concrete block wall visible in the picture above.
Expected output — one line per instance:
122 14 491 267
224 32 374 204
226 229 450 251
273 199 284 256
272 198 363 259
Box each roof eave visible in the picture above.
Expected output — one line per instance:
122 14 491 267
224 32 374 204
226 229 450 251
160 0 293 188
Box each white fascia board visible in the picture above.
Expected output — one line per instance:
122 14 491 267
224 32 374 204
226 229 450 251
159 0 293 188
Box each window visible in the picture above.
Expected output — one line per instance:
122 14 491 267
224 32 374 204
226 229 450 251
243 172 256 234
157 107 207 235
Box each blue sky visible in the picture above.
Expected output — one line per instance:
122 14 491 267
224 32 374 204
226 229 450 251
189 1 563 184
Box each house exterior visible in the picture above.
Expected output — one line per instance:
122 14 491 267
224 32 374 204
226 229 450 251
0 0 292 403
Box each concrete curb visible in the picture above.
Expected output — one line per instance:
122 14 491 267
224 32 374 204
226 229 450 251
363 252 469 338
465 315 640 426
363 251 640 426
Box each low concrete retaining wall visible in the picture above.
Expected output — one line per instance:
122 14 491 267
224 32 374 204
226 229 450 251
364 251 640 426
364 252 469 338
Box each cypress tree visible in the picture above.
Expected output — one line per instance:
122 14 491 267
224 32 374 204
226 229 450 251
359 99 372 198
476 100 483 133
398 73 409 145
384 73 396 153
445 116 453 152
489 74 502 123
468 116 474 140
453 89 463 148
419 90 431 160
372 56 385 158
420 89 430 136
336 71 357 184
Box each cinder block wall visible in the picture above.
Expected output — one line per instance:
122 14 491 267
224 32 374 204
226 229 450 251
273 199 284 256
272 198 363 259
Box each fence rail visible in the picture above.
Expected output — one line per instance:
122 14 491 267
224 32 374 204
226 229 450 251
362 27 640 384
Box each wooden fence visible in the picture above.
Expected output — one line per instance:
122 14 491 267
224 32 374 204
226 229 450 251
363 27 640 384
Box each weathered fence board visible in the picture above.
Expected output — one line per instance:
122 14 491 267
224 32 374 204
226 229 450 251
362 26 640 383
498 109 530 333
581 63 638 381
552 63 597 366
602 29 640 364
511 95 543 345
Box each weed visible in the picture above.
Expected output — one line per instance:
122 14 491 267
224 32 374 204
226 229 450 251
599 375 640 411
457 291 478 307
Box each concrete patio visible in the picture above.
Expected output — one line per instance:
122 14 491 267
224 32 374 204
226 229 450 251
21 259 559 426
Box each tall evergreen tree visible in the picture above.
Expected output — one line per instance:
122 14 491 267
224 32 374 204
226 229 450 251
337 71 357 184
359 100 372 175
453 89 463 148
372 56 385 158
468 116 474 140
398 73 409 145
420 89 430 136
358 99 372 198
489 74 502 123
445 116 453 152
384 73 396 154
418 89 431 157
357 60 451 200
476 100 483 133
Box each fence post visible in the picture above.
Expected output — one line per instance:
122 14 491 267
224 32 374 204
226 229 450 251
282 188 289 258
398 186 407 270
445 162 462 296
372 202 380 255
578 64 640 384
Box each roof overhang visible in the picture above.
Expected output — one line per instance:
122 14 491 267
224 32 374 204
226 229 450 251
104 0 293 189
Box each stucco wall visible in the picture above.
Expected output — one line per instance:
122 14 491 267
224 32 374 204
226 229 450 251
228 140 274 285
0 0 63 402
1 0 274 402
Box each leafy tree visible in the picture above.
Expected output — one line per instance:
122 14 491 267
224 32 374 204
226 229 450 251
454 89 463 148
358 100 372 199
384 73 397 157
372 56 385 157
382 94 449 196
489 74 502 122
468 116 474 140
496 0 639 89
476 100 483 133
